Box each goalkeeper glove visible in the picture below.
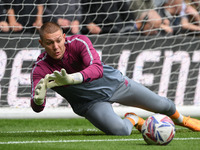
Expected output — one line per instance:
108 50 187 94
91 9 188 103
46 69 83 88
34 75 49 105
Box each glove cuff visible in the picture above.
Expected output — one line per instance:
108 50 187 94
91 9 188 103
33 98 44 105
69 72 83 84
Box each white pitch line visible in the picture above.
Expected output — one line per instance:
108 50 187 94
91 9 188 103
0 127 186 134
0 139 143 144
0 138 200 145
0 129 99 133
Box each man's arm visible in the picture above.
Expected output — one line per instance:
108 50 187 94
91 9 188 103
7 8 23 32
46 69 83 88
46 35 103 88
181 17 200 31
32 4 43 29
71 20 80 34
75 35 103 82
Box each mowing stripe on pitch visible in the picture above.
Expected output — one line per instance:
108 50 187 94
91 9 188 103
0 138 200 144
0 127 186 134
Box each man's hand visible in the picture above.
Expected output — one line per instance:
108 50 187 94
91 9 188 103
57 18 70 29
34 75 49 105
87 23 101 34
46 69 83 88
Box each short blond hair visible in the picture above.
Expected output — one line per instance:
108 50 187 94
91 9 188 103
39 22 63 40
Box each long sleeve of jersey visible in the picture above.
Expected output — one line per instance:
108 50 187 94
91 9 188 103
30 63 48 113
71 35 103 82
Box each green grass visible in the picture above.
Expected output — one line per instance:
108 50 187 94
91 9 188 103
0 118 200 150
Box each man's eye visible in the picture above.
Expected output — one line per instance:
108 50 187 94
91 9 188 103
46 42 52 45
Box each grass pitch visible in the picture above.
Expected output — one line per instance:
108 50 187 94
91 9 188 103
0 118 200 150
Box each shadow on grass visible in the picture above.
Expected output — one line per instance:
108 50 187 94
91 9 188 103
0 130 107 139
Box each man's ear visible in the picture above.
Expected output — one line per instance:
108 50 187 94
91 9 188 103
39 39 44 47
63 33 66 38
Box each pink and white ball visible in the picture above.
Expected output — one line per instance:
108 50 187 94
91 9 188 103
141 113 175 145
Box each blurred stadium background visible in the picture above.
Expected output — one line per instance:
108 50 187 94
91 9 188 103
0 0 200 118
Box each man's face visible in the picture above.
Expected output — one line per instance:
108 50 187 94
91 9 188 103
166 0 183 15
39 30 66 60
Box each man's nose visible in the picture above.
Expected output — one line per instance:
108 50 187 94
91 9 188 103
53 42 59 49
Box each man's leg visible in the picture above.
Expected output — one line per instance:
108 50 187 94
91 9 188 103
110 77 200 131
170 110 200 131
84 101 140 135
110 77 176 116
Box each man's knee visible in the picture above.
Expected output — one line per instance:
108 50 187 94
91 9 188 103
158 97 176 116
107 125 131 136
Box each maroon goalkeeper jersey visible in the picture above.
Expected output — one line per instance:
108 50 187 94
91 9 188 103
31 34 123 115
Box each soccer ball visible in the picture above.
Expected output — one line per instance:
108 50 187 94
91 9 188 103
141 113 175 145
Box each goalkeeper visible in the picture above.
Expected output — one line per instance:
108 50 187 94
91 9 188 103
31 22 200 135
